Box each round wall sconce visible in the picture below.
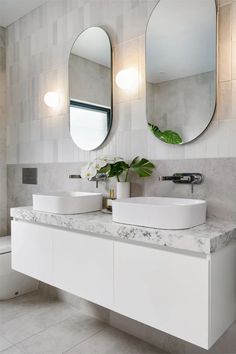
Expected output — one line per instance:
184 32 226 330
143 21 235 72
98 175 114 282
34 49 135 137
44 91 61 108
115 68 139 91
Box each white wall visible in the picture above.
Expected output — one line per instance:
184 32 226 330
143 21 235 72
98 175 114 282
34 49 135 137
5 0 236 164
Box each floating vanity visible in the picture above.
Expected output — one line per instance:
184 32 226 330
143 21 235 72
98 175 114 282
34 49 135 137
11 207 236 350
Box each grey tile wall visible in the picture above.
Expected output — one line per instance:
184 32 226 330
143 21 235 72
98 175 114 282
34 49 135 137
5 0 236 165
7 157 236 225
5 0 156 164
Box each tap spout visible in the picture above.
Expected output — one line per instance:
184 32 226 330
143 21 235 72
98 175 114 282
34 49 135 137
69 174 81 179
69 173 107 188
159 175 182 182
159 173 203 185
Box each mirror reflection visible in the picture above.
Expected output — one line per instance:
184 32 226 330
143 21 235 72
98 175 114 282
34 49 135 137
146 0 216 144
69 27 112 151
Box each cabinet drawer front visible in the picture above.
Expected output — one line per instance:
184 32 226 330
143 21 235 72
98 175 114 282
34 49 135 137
11 221 54 284
114 242 209 348
54 229 113 309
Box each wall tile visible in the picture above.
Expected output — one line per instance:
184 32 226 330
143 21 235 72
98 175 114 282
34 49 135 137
218 119 236 156
220 0 232 6
113 37 143 104
219 81 232 119
130 130 148 157
131 98 147 130
231 79 236 116
231 41 236 79
115 102 132 132
231 0 236 40
116 131 132 160
219 4 232 82
147 130 185 161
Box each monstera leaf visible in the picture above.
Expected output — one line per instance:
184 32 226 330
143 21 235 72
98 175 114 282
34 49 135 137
148 123 182 145
129 156 155 177
99 156 155 182
99 161 129 182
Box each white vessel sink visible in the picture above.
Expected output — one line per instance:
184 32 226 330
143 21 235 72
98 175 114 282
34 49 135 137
33 191 102 214
112 197 206 230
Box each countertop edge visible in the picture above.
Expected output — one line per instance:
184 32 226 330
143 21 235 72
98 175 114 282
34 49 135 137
10 207 236 256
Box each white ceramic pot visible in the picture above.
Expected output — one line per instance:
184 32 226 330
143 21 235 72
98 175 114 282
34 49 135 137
116 182 130 199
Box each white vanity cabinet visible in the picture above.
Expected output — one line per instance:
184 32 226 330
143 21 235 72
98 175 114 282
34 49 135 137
11 220 54 285
114 241 236 349
11 219 236 350
53 228 113 308
114 242 209 348
12 221 113 309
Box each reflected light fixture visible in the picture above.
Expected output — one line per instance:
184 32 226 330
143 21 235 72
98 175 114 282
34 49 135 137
115 68 139 91
44 91 60 108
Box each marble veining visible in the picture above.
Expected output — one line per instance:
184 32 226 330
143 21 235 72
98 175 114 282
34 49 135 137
10 207 236 255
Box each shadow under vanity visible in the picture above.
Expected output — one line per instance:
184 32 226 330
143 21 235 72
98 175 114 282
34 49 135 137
10 0 236 352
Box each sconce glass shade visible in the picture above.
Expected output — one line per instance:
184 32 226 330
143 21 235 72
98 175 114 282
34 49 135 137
44 92 60 108
115 68 139 90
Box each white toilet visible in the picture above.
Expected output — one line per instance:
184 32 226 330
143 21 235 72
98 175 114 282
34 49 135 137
0 236 38 300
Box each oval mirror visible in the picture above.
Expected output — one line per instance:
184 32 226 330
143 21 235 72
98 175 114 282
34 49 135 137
69 27 112 151
146 0 216 145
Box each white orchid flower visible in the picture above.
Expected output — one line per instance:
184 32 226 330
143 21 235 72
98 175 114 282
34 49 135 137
80 156 125 180
92 158 107 171
81 164 97 180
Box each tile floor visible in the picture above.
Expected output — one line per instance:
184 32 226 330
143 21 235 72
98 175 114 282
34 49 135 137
0 292 166 354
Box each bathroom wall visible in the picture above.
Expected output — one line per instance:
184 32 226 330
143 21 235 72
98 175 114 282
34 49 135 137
147 71 215 143
5 0 236 164
7 157 236 223
5 0 236 354
0 26 7 236
6 0 156 164
6 0 236 221
69 54 110 107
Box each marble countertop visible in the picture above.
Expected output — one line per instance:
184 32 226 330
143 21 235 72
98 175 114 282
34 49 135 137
10 206 236 255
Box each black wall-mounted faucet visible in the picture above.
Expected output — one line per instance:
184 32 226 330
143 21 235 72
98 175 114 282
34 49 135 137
69 173 107 188
159 173 203 193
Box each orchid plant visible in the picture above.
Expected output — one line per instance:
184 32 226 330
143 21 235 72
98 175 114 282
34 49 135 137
81 156 155 182
80 157 124 180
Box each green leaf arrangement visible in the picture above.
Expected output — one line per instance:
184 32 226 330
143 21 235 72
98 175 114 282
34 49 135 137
99 156 155 182
148 123 182 145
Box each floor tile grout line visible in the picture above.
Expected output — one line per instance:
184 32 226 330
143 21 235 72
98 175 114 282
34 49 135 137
0 290 109 346
3 305 83 347
0 294 85 345
12 310 106 350
0 343 23 354
0 292 58 327
62 327 107 354
0 341 12 354
0 294 108 352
